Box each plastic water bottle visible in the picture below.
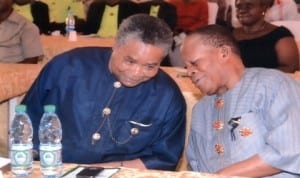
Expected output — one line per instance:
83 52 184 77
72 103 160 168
9 105 33 178
65 10 75 35
39 105 62 178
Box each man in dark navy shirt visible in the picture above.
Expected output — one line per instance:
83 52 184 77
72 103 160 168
22 14 186 170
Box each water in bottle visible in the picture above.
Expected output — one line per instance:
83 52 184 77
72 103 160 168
9 105 33 178
65 10 75 35
39 105 62 178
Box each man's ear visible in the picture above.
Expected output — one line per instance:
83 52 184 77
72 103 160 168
219 45 231 61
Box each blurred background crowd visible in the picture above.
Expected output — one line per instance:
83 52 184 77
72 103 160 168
2 0 300 72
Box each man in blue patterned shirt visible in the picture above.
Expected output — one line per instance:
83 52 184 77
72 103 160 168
181 24 300 177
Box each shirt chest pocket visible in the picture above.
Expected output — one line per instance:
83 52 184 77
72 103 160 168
110 116 162 147
229 112 268 160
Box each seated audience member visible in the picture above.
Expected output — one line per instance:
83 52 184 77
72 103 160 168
165 0 208 67
22 14 186 170
232 0 299 73
14 0 87 34
36 0 86 34
13 0 49 34
67 0 87 33
166 0 208 34
213 0 229 26
135 0 177 32
134 0 177 66
0 0 43 63
82 0 94 15
31 0 50 34
84 0 139 37
181 24 300 177
265 0 299 22
230 0 299 28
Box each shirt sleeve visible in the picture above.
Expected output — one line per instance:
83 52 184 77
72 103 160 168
258 77 300 174
21 22 44 59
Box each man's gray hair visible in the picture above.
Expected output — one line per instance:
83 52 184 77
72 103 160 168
116 14 173 56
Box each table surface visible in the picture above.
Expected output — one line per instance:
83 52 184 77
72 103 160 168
3 162 246 178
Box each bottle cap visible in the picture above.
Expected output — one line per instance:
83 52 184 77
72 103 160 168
15 105 26 112
44 105 56 113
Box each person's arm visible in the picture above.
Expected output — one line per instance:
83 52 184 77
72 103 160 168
31 1 50 34
91 86 186 170
21 20 44 63
275 36 299 72
216 155 280 177
218 77 300 177
84 1 103 34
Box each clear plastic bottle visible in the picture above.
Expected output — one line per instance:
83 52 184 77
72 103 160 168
9 105 33 178
65 10 75 35
39 105 62 178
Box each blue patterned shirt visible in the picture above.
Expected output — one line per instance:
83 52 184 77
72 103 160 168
187 68 300 177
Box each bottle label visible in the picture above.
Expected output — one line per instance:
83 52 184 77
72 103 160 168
11 144 33 167
40 144 62 168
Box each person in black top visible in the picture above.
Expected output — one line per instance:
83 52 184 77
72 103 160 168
84 0 139 36
136 0 177 32
232 0 299 73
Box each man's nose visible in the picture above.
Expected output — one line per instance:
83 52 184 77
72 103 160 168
133 65 144 76
186 66 197 77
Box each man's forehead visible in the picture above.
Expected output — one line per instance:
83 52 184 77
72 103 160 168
182 35 206 51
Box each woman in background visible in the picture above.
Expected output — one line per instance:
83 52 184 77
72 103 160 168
232 0 299 73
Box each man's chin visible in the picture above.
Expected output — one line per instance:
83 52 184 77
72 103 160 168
120 81 142 88
198 87 214 96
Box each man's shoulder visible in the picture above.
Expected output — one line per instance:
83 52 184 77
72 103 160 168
39 47 111 79
9 10 30 24
9 10 39 31
246 68 287 80
245 68 299 89
63 46 112 56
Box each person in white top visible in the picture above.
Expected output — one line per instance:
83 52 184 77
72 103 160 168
265 0 299 22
